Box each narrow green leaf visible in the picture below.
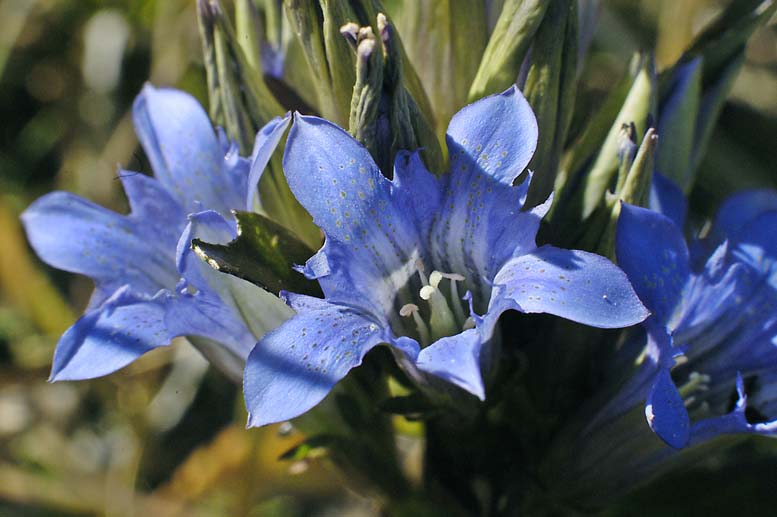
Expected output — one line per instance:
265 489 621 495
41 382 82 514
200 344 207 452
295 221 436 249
279 435 335 460
691 52 744 175
685 0 775 83
192 210 321 297
670 0 777 190
283 0 356 126
468 0 550 101
196 0 284 153
598 128 657 258
656 58 701 192
380 393 440 419
524 0 577 207
235 0 262 70
390 0 489 137
551 60 635 214
580 54 656 219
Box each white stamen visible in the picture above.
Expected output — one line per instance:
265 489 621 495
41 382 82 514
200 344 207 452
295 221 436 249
429 270 443 289
415 259 429 286
679 371 711 398
420 285 458 340
399 303 430 345
419 285 435 300
399 303 419 317
448 276 466 325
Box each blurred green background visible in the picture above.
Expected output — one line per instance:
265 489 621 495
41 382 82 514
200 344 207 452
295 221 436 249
0 0 774 515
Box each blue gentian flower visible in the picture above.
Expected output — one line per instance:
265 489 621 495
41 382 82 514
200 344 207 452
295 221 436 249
22 84 292 383
244 86 649 427
615 190 777 449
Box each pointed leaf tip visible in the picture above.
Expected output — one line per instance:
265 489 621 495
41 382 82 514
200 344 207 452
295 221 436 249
192 211 320 297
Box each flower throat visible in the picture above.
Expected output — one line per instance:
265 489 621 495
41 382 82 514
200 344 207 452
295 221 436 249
394 262 475 346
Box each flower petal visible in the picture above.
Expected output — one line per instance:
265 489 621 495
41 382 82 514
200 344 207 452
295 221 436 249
392 150 442 240
244 299 385 427
246 114 291 211
431 87 542 303
132 84 243 214
650 172 687 228
729 211 777 282
493 245 649 328
713 190 777 243
688 374 754 444
431 174 550 309
283 114 421 315
446 86 537 185
50 287 176 381
415 329 485 400
21 191 179 296
646 367 691 449
616 203 690 323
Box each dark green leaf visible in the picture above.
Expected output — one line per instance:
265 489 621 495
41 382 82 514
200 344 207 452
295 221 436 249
192 210 321 297
380 393 441 419
278 434 335 461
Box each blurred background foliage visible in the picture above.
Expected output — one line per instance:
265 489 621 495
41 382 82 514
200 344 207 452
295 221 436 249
0 0 774 515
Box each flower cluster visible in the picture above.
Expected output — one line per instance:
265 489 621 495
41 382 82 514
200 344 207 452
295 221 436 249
546 190 777 505
23 85 293 382
20 0 777 512
244 86 648 426
616 191 777 448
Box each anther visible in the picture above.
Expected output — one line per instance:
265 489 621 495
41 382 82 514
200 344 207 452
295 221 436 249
399 303 431 345
440 272 465 282
399 303 418 317
673 355 689 367
419 285 435 300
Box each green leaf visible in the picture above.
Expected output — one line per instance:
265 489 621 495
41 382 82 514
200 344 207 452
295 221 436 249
390 0 489 137
555 61 635 193
468 0 550 102
691 53 744 176
684 0 776 84
598 128 657 258
283 0 356 126
524 0 577 207
192 210 321 297
660 0 777 192
580 54 656 219
380 393 440 419
196 0 284 154
656 58 701 192
278 434 335 461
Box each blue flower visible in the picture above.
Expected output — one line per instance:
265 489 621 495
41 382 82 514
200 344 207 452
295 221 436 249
22 84 292 383
615 190 777 449
244 86 649 427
